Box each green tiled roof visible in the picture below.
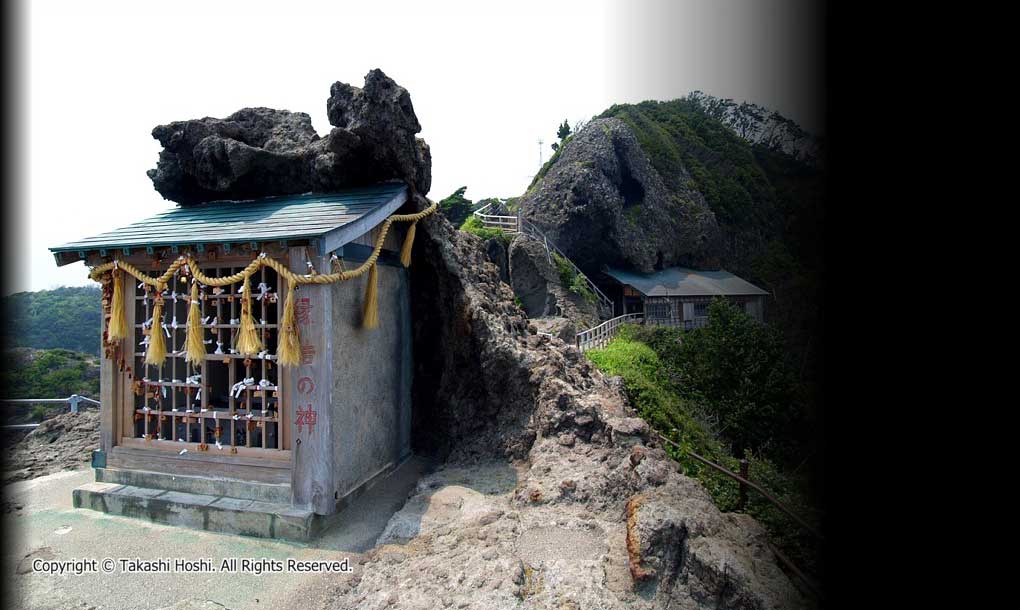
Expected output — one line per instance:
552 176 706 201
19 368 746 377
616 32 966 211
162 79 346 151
50 183 407 264
605 266 768 297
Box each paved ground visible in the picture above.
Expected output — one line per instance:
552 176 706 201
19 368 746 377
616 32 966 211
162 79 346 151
2 457 429 610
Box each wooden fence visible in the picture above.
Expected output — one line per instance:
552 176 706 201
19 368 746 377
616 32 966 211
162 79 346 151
575 313 644 351
652 431 823 598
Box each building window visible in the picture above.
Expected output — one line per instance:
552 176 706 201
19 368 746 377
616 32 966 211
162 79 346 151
645 299 670 320
694 301 709 317
132 260 286 451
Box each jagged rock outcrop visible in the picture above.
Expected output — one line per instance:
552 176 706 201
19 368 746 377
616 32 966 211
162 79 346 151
323 193 812 609
508 235 598 332
137 73 807 608
147 69 430 204
484 238 511 285
520 118 722 275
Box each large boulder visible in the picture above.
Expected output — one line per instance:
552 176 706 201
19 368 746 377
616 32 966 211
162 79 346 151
508 235 598 330
520 118 722 275
147 69 430 205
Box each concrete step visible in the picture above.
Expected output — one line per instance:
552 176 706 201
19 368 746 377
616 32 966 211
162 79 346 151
73 482 317 541
94 467 291 504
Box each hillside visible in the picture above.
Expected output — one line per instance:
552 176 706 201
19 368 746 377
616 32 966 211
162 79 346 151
597 96 824 375
522 94 824 399
2 285 102 354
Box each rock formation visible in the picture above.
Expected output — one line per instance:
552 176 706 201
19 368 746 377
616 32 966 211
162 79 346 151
147 69 430 205
337 192 813 609
519 118 722 275
507 235 599 336
136 73 808 608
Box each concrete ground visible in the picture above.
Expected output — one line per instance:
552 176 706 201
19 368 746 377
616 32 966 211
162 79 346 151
2 457 430 610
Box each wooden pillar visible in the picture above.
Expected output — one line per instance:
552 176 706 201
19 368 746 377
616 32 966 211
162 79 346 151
288 247 335 515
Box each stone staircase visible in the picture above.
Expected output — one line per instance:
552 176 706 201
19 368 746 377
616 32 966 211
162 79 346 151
73 466 318 541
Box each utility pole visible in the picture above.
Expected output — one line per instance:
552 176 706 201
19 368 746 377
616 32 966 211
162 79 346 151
538 138 544 168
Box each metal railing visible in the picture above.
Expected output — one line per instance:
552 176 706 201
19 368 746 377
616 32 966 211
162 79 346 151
0 394 100 430
517 219 614 317
472 201 521 233
471 203 614 319
576 313 644 351
652 431 823 598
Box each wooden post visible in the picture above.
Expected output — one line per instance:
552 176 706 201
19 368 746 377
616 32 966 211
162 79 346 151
737 459 750 511
288 246 335 514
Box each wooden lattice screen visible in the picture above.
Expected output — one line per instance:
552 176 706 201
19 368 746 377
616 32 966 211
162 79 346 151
130 261 287 453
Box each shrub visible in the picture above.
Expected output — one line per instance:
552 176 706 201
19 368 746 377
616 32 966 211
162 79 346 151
552 253 596 304
673 298 803 458
459 215 507 243
588 322 822 577
438 187 474 226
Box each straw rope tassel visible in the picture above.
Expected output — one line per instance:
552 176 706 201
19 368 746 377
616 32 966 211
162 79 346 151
362 262 379 329
86 199 441 359
277 281 301 366
236 275 263 356
145 286 167 365
184 279 205 365
108 268 128 342
399 220 417 267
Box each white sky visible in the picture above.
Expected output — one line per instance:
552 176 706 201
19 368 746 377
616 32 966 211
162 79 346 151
11 0 824 294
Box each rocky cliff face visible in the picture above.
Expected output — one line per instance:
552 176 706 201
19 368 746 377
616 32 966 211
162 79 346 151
147 69 430 204
519 118 722 275
338 193 811 609
140 74 810 608
507 235 599 337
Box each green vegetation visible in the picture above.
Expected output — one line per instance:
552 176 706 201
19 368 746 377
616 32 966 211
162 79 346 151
459 215 508 243
551 253 596 304
1 348 100 400
556 119 572 142
587 300 821 575
598 94 824 433
438 186 475 227
3 286 102 354
528 140 567 190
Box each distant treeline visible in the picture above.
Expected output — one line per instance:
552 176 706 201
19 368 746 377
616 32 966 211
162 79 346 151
2 285 102 355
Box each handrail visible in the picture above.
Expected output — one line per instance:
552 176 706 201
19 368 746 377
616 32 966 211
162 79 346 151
518 219 614 315
471 204 614 318
1 394 99 430
652 430 823 598
576 313 644 350
652 431 822 540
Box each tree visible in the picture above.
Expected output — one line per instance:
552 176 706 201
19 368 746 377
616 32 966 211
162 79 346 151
556 119 571 141
673 298 803 457
437 186 474 227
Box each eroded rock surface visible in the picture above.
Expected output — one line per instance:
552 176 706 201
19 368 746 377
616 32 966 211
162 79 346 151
2 409 99 485
323 194 811 609
508 235 598 332
147 69 430 204
520 118 722 275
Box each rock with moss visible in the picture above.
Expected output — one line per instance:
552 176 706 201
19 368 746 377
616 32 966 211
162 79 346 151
520 118 722 275
507 235 598 331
